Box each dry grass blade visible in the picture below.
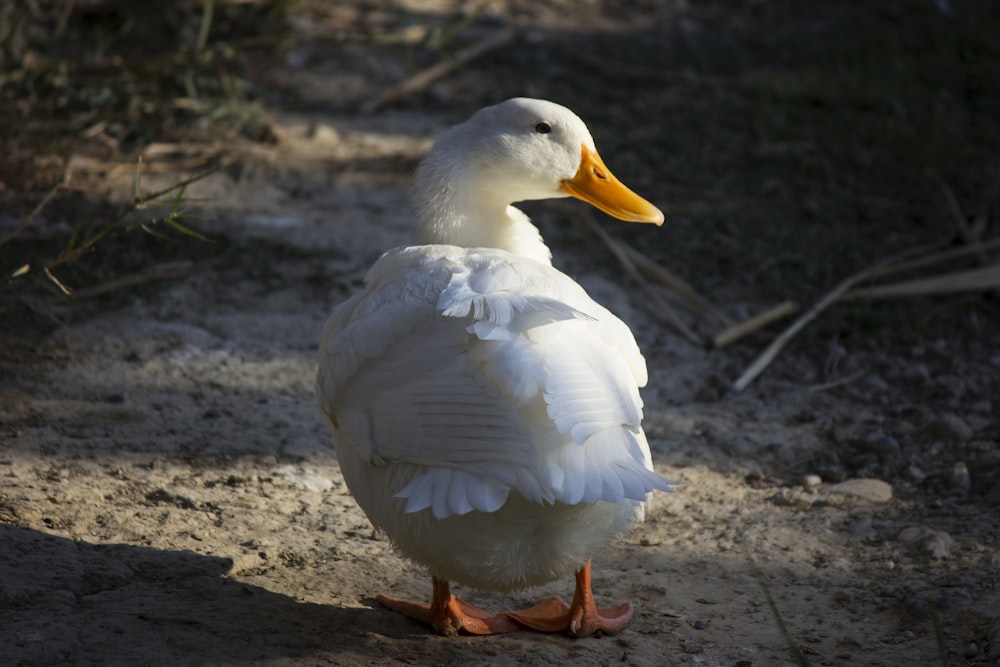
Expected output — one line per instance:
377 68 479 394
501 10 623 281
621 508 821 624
617 241 732 325
932 174 983 245
4 159 229 288
712 300 798 349
361 27 516 113
806 366 870 393
860 237 1000 280
575 209 703 345
749 558 812 667
44 267 72 296
733 243 942 392
48 261 193 303
0 182 66 247
844 263 1000 300
732 278 855 392
140 142 228 171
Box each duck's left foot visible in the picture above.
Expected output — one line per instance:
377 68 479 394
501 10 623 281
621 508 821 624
501 559 635 637
376 577 519 636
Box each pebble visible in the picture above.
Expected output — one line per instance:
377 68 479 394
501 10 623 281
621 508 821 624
771 488 821 509
827 478 893 503
897 526 953 559
902 362 930 383
906 464 927 483
949 462 971 494
865 430 901 458
971 399 992 415
901 587 971 622
801 474 822 488
925 531 953 559
921 413 973 441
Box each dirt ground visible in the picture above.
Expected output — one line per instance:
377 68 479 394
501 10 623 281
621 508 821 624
2 2 1000 666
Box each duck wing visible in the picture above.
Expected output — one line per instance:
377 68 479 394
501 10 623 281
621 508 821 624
317 245 671 520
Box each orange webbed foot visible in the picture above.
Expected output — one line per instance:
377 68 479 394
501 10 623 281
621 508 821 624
376 578 519 636
500 559 635 637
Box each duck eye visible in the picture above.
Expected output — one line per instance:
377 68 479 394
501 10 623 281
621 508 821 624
534 121 552 134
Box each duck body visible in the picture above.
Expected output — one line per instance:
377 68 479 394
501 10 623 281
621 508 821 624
319 243 666 592
317 98 671 635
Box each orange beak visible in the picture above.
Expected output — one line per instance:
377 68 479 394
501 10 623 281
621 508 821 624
559 144 664 225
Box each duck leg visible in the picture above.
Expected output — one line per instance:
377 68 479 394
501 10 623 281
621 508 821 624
501 559 634 637
376 577 520 636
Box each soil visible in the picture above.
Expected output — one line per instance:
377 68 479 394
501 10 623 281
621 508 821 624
2 2 1000 666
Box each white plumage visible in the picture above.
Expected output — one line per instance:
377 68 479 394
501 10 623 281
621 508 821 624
317 98 671 636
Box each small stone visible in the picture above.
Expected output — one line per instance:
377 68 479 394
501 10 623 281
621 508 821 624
902 363 930 382
896 526 952 559
925 530 953 559
866 431 901 458
906 464 927 483
921 414 973 441
827 478 893 503
802 474 822 488
964 642 978 659
770 488 819 509
971 399 992 415
949 462 971 494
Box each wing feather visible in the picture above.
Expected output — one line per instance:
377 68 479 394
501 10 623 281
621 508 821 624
317 245 672 520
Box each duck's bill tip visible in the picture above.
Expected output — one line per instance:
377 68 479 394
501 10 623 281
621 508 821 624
560 144 665 226
630 203 665 226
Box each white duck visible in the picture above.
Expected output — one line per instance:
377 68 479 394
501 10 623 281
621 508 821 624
317 98 672 637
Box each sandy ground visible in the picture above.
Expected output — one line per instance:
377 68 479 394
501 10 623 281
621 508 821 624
3 3 1000 666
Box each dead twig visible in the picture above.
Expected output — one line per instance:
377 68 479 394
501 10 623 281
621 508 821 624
46 261 193 303
806 366 870 393
617 241 732 325
932 174 983 245
858 237 1000 280
575 209 703 345
0 182 67 247
712 300 798 349
732 278 854 392
732 242 943 392
843 263 1000 300
361 27 516 113
5 159 229 286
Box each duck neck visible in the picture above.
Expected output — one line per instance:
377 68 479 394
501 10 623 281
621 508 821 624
414 171 553 265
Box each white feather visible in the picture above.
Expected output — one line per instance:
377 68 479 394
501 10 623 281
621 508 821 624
317 98 671 592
